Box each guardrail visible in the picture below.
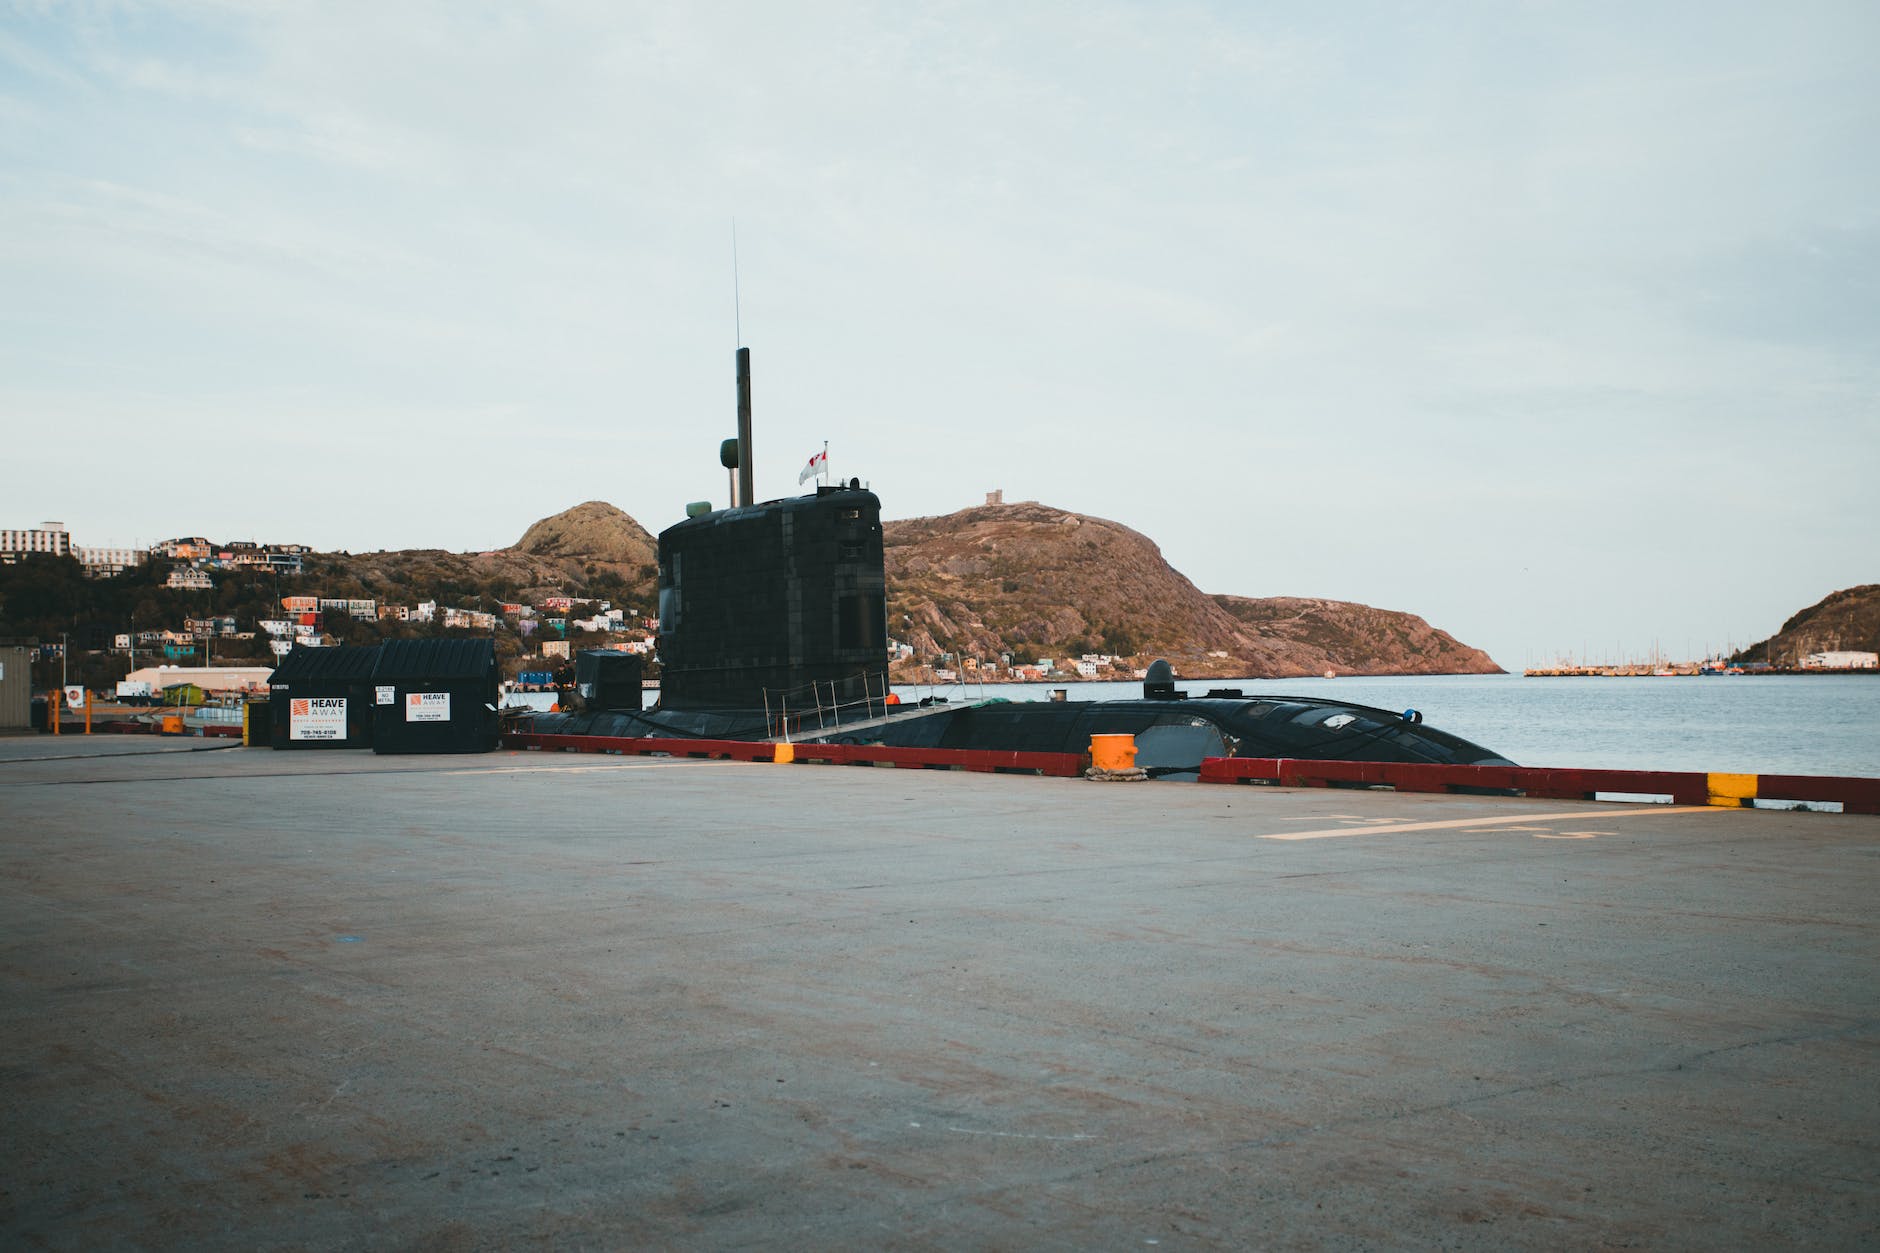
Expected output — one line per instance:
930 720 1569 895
502 731 1085 777
1196 758 1880 814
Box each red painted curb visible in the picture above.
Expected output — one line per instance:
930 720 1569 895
1753 773 1880 814
1196 757 1879 814
499 732 1878 812
501 732 1085 778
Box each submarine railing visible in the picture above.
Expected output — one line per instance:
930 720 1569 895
761 671 891 741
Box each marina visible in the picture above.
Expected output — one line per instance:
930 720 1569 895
6 5 1875 1247
2 736 1875 1247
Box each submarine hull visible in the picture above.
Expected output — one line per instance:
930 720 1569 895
521 692 1514 778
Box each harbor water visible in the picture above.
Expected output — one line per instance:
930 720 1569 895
891 673 1879 778
519 673 1874 777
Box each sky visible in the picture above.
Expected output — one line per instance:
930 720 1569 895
2 1 1875 668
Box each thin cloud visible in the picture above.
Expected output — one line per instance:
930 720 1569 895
0 1 1873 664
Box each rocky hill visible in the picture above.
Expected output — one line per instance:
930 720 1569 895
1210 595 1500 677
512 501 658 572
303 502 660 612
883 500 1500 678
1734 584 1880 665
295 497 1498 677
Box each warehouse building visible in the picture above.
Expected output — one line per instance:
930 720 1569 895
121 666 274 697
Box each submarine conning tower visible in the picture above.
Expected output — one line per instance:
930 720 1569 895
655 485 889 712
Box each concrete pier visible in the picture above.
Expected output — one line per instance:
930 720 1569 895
2 740 1875 1248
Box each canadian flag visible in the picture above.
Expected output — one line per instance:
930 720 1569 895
798 448 827 484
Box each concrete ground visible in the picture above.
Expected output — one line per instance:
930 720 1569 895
1 739 1875 1249
0 735 242 763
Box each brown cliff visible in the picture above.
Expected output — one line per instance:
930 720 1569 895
310 498 1500 676
883 500 1500 677
1735 584 1880 666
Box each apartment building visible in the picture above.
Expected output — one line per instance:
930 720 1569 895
2 522 72 562
77 546 145 578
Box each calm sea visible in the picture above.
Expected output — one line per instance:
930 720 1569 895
890 673 1879 778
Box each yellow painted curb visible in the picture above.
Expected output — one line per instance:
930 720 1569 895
1707 772 1757 807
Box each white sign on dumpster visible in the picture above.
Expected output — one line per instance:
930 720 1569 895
376 685 395 705
289 696 347 741
406 692 450 722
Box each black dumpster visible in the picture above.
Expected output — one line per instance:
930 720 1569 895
574 649 643 712
371 638 499 754
268 644 380 749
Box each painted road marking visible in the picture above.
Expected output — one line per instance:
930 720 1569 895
1280 814 1416 823
1261 806 1716 841
443 760 704 777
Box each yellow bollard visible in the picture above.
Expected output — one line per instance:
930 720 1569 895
1707 773 1757 808
1089 734 1137 772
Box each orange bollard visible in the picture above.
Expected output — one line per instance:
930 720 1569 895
85 688 93 734
1089 733 1136 772
51 687 60 735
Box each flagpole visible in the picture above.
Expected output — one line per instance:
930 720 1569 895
821 440 829 486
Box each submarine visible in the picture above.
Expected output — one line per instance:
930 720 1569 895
524 352 1514 778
